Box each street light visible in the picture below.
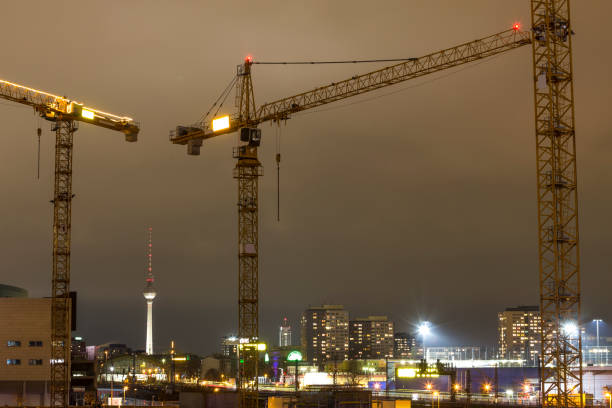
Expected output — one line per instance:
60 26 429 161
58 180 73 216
605 391 611 408
418 322 432 360
561 321 579 337
287 350 303 392
110 366 115 406
425 383 433 408
123 386 128 404
594 319 603 365
433 391 440 408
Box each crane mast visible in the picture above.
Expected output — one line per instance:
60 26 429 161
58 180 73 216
531 1 583 407
51 119 76 408
0 79 139 407
234 60 262 408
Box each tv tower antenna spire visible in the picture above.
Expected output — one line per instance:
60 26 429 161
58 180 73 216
143 226 156 355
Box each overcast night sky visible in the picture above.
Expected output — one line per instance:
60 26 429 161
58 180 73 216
1 1 611 356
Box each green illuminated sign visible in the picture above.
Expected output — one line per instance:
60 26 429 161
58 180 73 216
287 351 303 362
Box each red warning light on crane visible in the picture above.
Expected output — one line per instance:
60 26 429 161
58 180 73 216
245 55 253 63
513 23 521 31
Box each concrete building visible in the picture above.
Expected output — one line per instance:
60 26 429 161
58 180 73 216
0 297 51 406
498 305 541 364
349 316 394 359
279 317 292 347
70 337 96 406
301 305 349 364
394 332 416 358
221 335 238 358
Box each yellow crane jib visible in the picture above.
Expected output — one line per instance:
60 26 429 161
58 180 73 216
169 27 531 154
0 79 140 141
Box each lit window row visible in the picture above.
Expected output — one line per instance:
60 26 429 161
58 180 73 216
7 340 43 347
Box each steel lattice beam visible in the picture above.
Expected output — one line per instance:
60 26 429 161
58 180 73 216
234 62 261 408
531 1 583 407
170 29 531 146
50 120 75 407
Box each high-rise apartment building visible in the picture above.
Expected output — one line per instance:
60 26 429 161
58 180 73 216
498 305 541 364
349 316 394 359
394 332 417 358
279 317 292 347
301 305 349 364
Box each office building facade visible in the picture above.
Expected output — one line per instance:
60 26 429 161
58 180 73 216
279 317 292 347
394 332 417 358
0 297 52 405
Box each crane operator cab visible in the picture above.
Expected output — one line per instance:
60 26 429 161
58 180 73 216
240 127 261 147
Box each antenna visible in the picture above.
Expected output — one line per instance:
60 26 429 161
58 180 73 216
146 226 153 283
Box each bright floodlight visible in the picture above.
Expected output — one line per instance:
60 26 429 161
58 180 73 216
212 115 230 132
562 321 579 336
81 109 95 120
418 321 432 336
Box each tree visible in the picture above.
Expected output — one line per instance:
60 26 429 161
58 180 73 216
344 360 366 387
203 368 221 381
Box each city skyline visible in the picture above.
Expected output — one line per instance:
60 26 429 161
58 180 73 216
0 1 611 357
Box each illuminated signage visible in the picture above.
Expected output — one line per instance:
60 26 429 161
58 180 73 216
396 367 439 378
287 351 303 362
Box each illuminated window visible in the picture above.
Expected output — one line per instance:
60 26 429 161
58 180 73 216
7 340 20 347
6 359 21 365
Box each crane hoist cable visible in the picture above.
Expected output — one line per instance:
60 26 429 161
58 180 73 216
36 124 41 180
197 75 237 127
275 123 281 222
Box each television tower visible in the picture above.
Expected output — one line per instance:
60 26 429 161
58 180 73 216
143 227 156 355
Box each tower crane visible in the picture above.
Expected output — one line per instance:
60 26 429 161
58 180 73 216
0 79 139 407
172 3 583 407
171 27 531 407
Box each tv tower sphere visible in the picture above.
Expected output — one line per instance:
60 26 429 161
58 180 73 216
143 282 156 301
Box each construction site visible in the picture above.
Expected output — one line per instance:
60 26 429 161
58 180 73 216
0 1 609 408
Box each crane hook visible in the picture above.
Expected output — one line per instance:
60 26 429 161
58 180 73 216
36 127 42 180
